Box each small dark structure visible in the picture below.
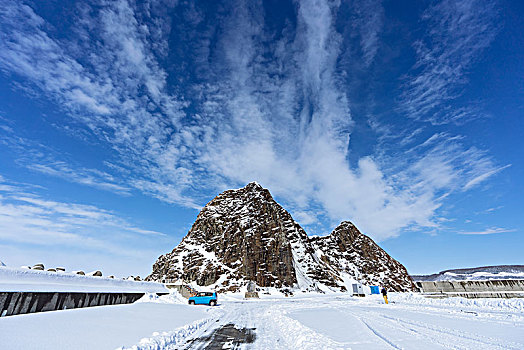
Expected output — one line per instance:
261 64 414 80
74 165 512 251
245 281 259 299
352 283 365 297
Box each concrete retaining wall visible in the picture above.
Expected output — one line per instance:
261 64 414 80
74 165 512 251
416 279 524 298
423 292 524 299
165 284 195 298
0 292 147 317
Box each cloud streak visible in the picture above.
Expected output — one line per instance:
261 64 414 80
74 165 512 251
27 162 131 195
400 0 498 124
0 127 131 195
459 227 516 235
0 0 505 242
350 0 384 67
464 164 511 191
0 173 171 276
0 176 167 252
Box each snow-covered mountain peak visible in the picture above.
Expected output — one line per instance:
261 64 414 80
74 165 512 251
148 183 416 292
244 181 263 190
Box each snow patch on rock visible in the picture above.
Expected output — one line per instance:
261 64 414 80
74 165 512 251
148 182 416 292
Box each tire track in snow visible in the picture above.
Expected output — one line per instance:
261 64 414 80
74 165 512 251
120 316 215 350
259 304 346 350
351 307 521 350
379 313 523 350
338 308 402 349
121 304 228 350
276 301 403 349
183 305 239 349
123 295 524 350
184 300 260 349
354 310 471 350
358 318 402 349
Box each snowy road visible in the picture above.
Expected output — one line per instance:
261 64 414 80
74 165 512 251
1 292 523 349
131 293 524 350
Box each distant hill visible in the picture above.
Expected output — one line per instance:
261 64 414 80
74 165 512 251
412 265 524 281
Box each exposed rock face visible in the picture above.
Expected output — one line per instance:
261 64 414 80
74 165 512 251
310 222 416 291
147 182 415 292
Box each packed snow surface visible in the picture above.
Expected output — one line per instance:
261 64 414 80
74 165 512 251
0 266 168 293
1 291 523 349
0 291 207 350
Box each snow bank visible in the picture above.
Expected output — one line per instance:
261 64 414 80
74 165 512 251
120 317 213 350
0 266 167 293
439 271 524 281
396 292 524 313
136 290 187 304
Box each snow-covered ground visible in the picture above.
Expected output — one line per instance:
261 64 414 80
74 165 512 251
1 291 523 349
428 271 524 281
0 266 167 293
412 266 524 281
0 292 208 350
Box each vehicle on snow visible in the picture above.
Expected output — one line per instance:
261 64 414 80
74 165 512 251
188 292 217 306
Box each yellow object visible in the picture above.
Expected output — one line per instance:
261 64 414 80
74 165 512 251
384 296 388 304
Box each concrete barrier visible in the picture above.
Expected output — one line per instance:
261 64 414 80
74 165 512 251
0 292 151 317
165 284 196 298
416 279 524 298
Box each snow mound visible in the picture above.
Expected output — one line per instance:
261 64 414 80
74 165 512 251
136 291 187 305
119 317 213 350
412 265 524 281
0 266 168 293
396 293 524 313
438 271 524 281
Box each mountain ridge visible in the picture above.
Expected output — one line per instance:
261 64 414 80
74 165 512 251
147 182 416 292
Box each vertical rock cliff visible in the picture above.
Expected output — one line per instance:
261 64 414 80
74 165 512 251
147 182 415 292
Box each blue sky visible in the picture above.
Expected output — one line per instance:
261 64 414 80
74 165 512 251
0 0 522 277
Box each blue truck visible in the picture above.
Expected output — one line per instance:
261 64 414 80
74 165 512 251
188 292 218 306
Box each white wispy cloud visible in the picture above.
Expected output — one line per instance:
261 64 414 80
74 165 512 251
403 134 501 193
0 0 190 200
482 206 503 214
27 162 131 195
0 127 131 195
400 0 498 124
459 227 516 235
0 176 167 251
0 0 507 243
351 0 384 66
183 0 455 239
463 164 511 191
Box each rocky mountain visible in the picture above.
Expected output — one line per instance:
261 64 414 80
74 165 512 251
310 221 416 291
412 265 524 282
147 182 416 292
